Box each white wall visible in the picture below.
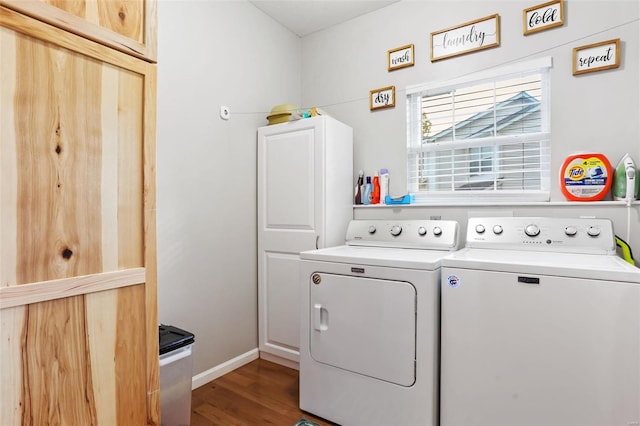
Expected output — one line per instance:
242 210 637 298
156 0 640 380
156 0 301 376
301 0 640 255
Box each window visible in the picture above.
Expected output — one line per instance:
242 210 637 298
406 57 552 202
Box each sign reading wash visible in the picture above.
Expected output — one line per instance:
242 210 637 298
431 14 500 62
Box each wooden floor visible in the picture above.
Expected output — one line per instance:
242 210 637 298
191 358 337 426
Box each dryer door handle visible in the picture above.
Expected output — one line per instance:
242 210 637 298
313 303 328 332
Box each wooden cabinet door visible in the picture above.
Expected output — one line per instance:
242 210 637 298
0 7 158 425
0 0 157 61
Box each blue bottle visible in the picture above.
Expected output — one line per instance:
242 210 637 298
363 176 372 205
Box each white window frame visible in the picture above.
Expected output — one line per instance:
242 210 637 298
406 57 552 203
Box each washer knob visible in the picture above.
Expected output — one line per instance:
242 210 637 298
493 225 503 235
433 226 442 236
390 225 402 236
587 226 600 237
368 225 376 234
564 226 578 236
475 224 486 234
418 226 427 236
524 224 540 237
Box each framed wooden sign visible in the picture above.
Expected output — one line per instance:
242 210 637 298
430 14 500 62
388 44 414 71
523 0 564 35
573 38 620 75
370 86 395 110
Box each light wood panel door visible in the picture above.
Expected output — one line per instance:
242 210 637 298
0 0 157 61
0 6 158 425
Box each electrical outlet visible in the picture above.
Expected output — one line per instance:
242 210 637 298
220 105 230 120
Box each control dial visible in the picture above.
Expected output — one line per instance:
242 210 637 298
524 224 540 237
587 226 600 237
433 226 442 236
475 224 486 234
418 226 427 236
564 226 577 236
493 225 503 235
390 225 402 236
368 226 376 234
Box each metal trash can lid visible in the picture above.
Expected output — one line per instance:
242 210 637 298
159 324 195 355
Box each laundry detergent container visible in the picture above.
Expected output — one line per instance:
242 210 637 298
159 324 195 426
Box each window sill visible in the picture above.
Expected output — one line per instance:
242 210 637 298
354 200 640 208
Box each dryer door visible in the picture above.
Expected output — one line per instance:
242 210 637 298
309 273 416 386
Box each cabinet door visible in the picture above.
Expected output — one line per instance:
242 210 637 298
0 0 157 61
257 121 323 363
0 8 158 425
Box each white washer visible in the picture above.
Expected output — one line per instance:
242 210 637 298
440 217 640 426
299 219 460 426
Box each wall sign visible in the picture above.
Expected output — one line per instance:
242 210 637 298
523 0 564 35
430 14 500 62
369 86 395 110
573 38 620 75
388 44 414 71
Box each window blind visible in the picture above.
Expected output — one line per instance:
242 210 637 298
407 59 551 202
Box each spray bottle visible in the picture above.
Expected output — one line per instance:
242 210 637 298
354 170 364 205
379 169 389 204
613 153 639 203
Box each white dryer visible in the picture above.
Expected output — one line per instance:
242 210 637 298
299 219 460 426
440 217 640 426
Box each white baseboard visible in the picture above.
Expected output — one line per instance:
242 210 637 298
259 351 299 370
191 348 259 390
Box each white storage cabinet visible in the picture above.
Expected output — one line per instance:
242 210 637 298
257 116 353 367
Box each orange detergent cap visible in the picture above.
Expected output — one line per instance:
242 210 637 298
560 153 612 201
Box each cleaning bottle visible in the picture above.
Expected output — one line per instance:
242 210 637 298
363 176 372 205
379 169 389 204
613 153 639 202
372 175 380 204
354 170 364 205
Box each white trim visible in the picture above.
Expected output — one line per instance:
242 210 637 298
354 200 640 208
191 348 259 390
259 351 300 370
406 56 553 95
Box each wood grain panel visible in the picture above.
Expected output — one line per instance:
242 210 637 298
101 64 120 272
0 27 18 289
115 283 147 424
0 0 156 61
85 289 118 426
0 306 25 426
118 69 144 269
96 0 143 42
24 296 97 425
14 30 103 284
143 64 160 425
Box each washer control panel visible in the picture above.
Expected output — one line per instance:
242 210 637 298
466 217 616 254
346 220 460 250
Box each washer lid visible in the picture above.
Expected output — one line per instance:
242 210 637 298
441 248 640 283
300 245 449 270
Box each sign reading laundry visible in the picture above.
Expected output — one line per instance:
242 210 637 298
431 14 500 62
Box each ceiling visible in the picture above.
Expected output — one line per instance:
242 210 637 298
249 0 400 37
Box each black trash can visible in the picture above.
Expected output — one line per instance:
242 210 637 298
159 325 195 426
